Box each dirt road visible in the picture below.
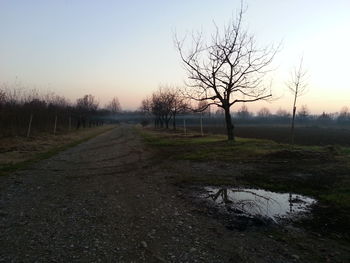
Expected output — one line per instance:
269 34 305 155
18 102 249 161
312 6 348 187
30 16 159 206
0 125 319 262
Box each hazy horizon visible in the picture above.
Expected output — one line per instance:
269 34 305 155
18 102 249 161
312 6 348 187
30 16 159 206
1 0 349 114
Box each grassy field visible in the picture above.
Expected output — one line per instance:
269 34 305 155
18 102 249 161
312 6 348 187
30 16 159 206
189 125 350 146
139 127 350 241
0 125 116 176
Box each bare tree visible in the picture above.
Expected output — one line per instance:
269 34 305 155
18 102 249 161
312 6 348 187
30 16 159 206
297 104 309 120
139 97 152 126
169 87 190 130
287 57 308 144
106 97 122 114
318 111 332 125
338 106 349 124
275 108 290 118
215 107 225 116
0 86 110 137
340 106 349 116
0 89 6 107
175 5 277 140
196 100 211 116
257 107 271 118
76 94 99 128
236 104 251 119
76 94 99 112
149 88 173 129
140 97 152 114
141 86 189 130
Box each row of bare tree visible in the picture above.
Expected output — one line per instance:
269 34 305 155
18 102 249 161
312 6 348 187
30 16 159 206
0 87 121 137
233 105 309 119
140 0 350 143
142 5 299 141
156 3 316 143
140 87 190 129
174 6 277 141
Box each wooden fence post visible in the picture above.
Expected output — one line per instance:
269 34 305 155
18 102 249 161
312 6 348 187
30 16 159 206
183 118 186 136
53 115 57 135
27 113 33 138
69 115 71 131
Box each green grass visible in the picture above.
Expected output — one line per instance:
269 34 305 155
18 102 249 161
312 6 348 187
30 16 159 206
140 129 226 146
320 191 350 208
139 127 334 162
138 127 350 213
181 140 279 161
339 146 350 157
139 127 350 243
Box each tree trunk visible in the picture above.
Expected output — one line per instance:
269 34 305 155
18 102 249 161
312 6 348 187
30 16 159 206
173 114 176 130
290 89 297 145
27 113 33 138
291 106 296 145
53 115 57 135
224 107 234 141
183 119 186 135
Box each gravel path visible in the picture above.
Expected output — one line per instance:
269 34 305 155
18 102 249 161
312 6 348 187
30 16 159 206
0 125 303 262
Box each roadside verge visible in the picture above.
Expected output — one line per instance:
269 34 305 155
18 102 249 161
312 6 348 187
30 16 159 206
0 125 116 176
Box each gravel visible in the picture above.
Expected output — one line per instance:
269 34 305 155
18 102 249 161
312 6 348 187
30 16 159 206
0 125 309 262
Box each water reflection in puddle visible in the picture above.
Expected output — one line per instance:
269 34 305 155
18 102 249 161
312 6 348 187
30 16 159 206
202 187 316 222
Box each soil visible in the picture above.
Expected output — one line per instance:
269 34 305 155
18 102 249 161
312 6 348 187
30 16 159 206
0 125 349 262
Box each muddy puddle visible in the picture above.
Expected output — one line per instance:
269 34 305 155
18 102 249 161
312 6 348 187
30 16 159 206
201 187 316 224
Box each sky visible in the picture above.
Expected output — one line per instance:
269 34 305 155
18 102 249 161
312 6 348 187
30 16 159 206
0 0 349 113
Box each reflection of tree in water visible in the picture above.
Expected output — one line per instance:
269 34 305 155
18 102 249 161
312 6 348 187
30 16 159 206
204 187 314 222
289 193 304 213
207 188 283 219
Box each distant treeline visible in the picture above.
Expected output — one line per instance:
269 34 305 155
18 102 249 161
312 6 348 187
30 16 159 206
0 87 122 137
2 85 349 138
231 107 350 126
165 111 350 127
138 90 350 129
140 111 350 129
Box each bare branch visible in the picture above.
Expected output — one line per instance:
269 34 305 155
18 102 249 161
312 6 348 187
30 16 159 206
175 3 278 140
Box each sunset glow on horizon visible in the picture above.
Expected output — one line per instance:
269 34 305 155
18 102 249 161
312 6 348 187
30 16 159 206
0 0 349 114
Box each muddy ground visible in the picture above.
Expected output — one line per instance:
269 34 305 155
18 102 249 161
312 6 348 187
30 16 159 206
0 125 349 262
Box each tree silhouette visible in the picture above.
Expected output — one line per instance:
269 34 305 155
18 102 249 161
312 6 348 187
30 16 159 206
175 5 277 140
287 57 308 144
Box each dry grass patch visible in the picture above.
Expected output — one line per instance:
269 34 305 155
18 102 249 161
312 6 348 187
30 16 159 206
0 125 116 175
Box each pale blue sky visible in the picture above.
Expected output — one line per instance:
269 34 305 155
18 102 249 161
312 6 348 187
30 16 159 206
0 0 349 113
